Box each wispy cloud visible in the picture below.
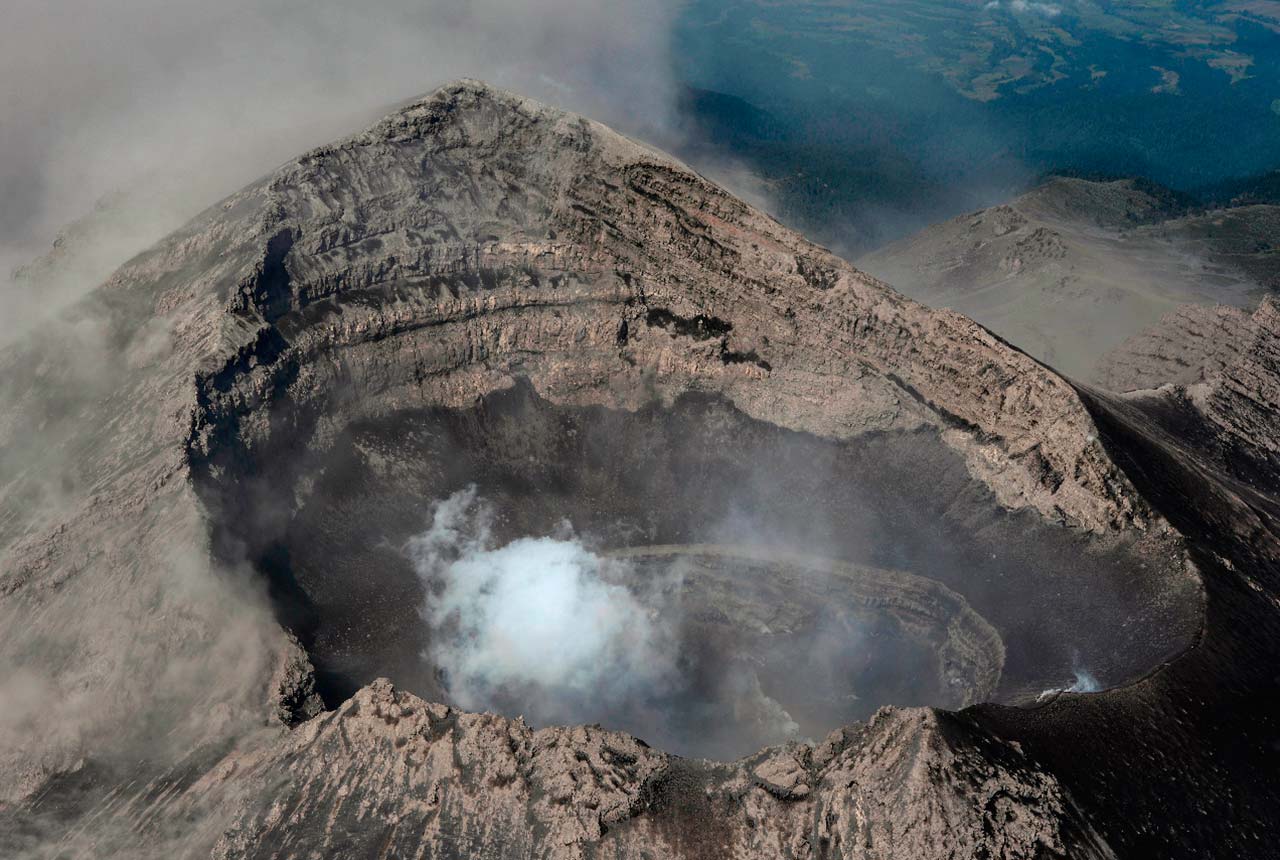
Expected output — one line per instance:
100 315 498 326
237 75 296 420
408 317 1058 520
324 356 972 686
985 0 1063 17
0 0 680 337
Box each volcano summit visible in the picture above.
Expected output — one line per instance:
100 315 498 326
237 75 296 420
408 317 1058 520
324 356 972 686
2 81 1279 859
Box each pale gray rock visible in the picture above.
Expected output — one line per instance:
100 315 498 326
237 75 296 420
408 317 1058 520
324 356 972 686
859 177 1274 383
1100 297 1280 487
210 681 1106 860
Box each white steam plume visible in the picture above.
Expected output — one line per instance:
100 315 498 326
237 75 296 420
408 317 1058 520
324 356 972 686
1067 666 1101 693
1037 657 1102 701
405 487 802 758
405 487 679 725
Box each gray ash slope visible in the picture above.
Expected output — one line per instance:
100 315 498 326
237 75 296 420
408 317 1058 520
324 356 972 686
0 80 1271 858
859 176 1280 385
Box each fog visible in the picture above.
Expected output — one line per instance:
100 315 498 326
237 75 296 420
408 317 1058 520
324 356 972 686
0 0 681 339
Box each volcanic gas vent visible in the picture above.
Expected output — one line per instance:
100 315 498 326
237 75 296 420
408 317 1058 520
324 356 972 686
401 486 1004 759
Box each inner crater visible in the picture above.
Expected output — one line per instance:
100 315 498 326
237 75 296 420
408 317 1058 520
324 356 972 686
205 379 1201 760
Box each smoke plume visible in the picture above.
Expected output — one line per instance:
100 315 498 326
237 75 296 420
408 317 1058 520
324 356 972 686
405 486 679 724
405 488 802 758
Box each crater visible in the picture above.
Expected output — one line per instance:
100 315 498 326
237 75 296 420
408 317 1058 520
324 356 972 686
594 545 1004 758
201 379 1201 759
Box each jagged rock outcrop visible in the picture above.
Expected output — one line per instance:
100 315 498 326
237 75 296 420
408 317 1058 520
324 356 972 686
211 680 1106 860
271 633 325 726
1096 303 1254 392
1192 299 1280 477
1099 297 1280 488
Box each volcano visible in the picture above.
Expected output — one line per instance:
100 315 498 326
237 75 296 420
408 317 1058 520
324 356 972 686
3 81 1279 859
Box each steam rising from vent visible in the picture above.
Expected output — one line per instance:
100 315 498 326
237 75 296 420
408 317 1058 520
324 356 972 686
401 482 1014 758
1037 660 1102 701
405 487 803 757
1068 667 1101 693
406 487 679 722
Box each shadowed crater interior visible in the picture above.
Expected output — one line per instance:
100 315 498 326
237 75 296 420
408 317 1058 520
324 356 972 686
201 380 1201 759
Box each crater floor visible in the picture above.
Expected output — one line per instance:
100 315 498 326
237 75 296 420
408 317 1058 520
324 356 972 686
208 381 1198 754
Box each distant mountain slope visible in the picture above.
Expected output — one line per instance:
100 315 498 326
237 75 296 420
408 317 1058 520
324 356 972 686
1195 168 1280 207
859 176 1279 382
